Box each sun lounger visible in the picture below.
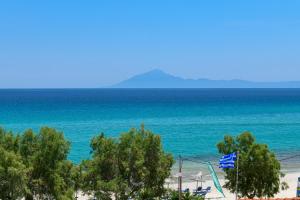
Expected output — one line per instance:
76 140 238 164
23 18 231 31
193 186 211 196
183 188 190 193
203 186 211 193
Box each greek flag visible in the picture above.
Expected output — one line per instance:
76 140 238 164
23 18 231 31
219 152 237 169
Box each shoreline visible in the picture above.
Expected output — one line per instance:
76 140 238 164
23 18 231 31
167 171 300 199
75 171 300 200
171 159 300 182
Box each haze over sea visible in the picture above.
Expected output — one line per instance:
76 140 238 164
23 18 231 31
1 89 300 167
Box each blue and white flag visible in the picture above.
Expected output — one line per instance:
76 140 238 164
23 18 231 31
219 163 234 169
219 152 237 169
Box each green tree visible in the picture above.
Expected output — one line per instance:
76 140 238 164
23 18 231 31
117 128 145 199
118 126 173 199
81 133 118 200
0 127 20 152
82 126 174 200
0 146 27 200
167 190 204 200
71 164 83 199
19 129 37 200
19 129 37 167
20 127 74 200
217 131 285 198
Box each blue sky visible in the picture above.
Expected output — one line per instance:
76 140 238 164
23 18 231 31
1 0 300 88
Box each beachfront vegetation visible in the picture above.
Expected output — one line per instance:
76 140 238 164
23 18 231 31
0 126 173 200
81 125 174 199
167 190 204 200
20 128 74 200
0 127 74 200
0 145 27 200
217 131 286 199
1 126 290 200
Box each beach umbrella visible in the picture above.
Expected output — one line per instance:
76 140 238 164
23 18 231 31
173 172 185 191
196 171 202 178
191 171 203 189
173 172 184 178
191 171 211 189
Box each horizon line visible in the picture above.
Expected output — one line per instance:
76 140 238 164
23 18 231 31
1 87 300 90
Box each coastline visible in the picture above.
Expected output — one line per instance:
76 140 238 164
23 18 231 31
167 160 300 199
171 158 300 181
77 154 300 199
75 171 300 200
168 171 300 199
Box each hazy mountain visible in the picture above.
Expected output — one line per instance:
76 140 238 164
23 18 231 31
111 69 300 88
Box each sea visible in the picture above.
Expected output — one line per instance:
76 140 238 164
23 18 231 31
1 89 300 173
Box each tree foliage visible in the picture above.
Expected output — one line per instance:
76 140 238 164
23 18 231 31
0 127 75 200
0 127 20 152
0 128 27 200
81 133 118 200
167 190 204 200
82 125 174 200
0 146 27 200
0 125 173 200
217 131 284 198
21 127 74 200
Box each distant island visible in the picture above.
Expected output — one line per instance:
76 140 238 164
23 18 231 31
111 69 300 88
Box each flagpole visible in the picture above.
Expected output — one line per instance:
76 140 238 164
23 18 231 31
236 151 239 200
178 155 182 200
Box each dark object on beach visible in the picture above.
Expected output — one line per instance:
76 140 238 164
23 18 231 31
193 186 211 197
183 188 190 193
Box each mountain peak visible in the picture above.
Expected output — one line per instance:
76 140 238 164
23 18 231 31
111 69 300 88
139 69 170 76
112 69 181 88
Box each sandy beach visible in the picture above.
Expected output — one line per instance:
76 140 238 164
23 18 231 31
75 171 300 199
168 171 300 199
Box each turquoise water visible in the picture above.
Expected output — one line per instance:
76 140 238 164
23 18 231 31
1 89 300 164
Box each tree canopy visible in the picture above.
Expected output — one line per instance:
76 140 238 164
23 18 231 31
0 125 174 200
0 126 290 199
81 125 174 200
0 146 27 200
0 127 75 200
217 131 285 198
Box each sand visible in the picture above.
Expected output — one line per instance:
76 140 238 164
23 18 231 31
76 171 300 199
168 171 300 199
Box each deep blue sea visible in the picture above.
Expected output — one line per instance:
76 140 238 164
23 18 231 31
1 89 300 166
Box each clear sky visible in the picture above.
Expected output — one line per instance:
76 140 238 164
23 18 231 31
1 0 300 88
